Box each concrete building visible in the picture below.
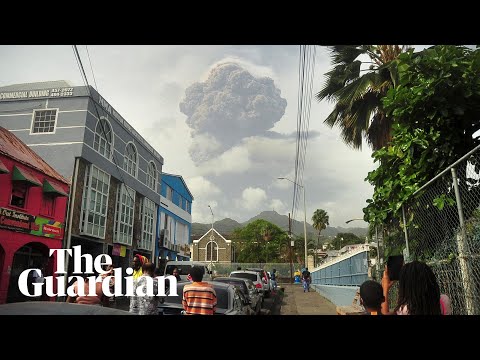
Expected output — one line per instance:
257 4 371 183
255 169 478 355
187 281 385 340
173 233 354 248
192 228 232 263
0 81 164 274
0 127 70 304
157 172 193 269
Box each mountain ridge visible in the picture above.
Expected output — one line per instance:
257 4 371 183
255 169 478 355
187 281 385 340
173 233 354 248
191 210 367 239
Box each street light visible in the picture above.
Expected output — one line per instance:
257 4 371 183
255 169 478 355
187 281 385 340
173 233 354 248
208 205 214 273
278 177 308 270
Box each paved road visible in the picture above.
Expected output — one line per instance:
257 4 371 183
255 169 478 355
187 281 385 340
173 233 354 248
279 283 337 315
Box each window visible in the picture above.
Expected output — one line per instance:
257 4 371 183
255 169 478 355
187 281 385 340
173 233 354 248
31 109 58 134
166 185 173 201
186 201 190 213
41 194 55 217
146 162 157 191
80 164 110 238
205 241 218 262
124 142 137 177
10 182 28 208
175 222 187 245
114 184 135 246
93 117 113 159
139 197 156 251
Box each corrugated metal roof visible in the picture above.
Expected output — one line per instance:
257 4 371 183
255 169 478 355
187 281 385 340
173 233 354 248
0 127 70 185
0 80 73 92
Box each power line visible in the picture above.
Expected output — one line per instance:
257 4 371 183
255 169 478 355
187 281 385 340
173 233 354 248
85 45 99 91
72 45 136 204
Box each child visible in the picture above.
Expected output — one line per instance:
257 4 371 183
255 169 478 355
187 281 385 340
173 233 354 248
359 280 384 315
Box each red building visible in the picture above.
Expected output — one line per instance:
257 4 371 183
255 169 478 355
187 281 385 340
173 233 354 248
0 127 69 304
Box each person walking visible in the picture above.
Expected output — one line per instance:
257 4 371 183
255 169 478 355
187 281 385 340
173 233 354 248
302 268 311 292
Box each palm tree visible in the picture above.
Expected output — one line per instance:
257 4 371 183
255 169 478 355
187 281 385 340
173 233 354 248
312 209 329 246
316 45 410 150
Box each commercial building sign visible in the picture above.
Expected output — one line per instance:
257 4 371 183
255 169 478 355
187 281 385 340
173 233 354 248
0 87 74 100
0 207 64 239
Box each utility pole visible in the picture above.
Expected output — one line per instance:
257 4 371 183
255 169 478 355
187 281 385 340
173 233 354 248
208 205 214 274
289 212 293 284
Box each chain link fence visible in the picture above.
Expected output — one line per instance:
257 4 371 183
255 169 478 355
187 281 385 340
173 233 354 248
377 145 480 314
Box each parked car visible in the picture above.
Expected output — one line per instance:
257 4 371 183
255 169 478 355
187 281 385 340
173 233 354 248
229 270 266 299
212 277 262 315
0 301 132 315
158 281 250 315
164 261 212 281
245 268 272 297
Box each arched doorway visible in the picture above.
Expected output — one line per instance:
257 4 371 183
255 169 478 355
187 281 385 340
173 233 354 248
7 242 50 303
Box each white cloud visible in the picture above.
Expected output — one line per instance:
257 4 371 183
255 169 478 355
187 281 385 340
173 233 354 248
269 198 286 213
239 187 267 211
186 176 221 198
198 145 251 176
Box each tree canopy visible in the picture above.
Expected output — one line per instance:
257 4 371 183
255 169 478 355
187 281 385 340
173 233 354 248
363 45 480 225
317 45 409 150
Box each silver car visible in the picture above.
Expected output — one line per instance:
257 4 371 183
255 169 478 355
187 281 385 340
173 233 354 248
229 270 266 299
212 277 262 315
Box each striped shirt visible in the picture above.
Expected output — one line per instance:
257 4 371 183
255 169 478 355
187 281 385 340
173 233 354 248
182 282 217 315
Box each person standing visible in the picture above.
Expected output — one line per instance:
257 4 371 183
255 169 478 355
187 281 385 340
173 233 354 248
182 266 217 315
137 263 159 315
129 254 148 314
271 269 277 291
381 260 450 315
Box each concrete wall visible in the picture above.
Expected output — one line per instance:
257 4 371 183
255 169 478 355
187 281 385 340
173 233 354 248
311 284 359 307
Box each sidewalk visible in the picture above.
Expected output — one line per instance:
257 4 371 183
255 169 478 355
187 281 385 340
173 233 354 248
279 283 337 315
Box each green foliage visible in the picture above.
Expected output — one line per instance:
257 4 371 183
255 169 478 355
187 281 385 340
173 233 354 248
312 209 329 239
364 45 480 225
331 232 363 249
317 45 409 150
232 219 288 263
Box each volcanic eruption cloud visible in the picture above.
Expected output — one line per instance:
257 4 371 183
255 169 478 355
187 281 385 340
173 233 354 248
179 63 287 164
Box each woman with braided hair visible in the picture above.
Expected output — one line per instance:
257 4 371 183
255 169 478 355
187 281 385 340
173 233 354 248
381 260 451 315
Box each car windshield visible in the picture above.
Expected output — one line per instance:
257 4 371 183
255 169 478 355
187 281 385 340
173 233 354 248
230 272 257 282
165 265 193 276
164 284 229 309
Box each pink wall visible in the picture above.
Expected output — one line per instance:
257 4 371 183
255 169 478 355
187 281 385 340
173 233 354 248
0 154 69 304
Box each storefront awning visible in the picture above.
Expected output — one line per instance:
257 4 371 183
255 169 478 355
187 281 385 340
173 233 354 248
12 165 41 186
43 179 68 197
0 159 9 174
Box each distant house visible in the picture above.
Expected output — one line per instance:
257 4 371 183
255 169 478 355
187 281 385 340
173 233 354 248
191 228 232 263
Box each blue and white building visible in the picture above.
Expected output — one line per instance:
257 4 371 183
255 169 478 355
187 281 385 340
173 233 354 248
0 81 164 273
157 172 193 266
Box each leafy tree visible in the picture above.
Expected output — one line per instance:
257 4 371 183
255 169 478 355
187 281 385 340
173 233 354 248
363 45 480 257
232 219 287 263
331 232 363 250
317 45 409 150
312 209 329 243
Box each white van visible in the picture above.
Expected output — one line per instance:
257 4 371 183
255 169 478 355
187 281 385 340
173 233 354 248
164 261 213 281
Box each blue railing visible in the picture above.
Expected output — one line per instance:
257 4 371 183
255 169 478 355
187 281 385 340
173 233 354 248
311 248 368 286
